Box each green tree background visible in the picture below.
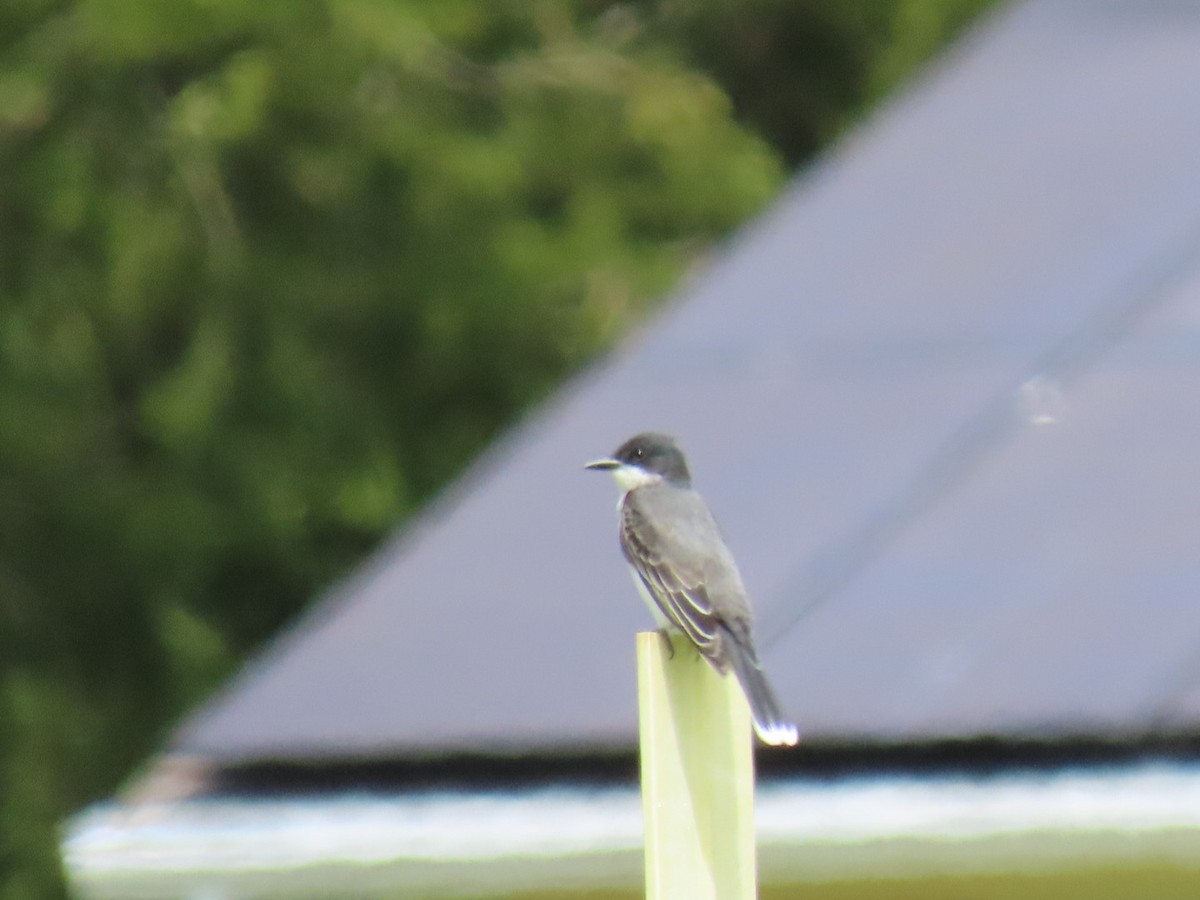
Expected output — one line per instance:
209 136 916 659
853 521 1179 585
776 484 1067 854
0 1 996 896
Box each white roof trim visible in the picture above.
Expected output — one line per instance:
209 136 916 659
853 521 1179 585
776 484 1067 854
64 762 1200 897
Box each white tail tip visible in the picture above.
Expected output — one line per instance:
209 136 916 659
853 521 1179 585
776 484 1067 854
755 721 799 747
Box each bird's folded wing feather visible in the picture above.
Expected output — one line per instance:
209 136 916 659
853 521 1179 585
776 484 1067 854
619 492 721 654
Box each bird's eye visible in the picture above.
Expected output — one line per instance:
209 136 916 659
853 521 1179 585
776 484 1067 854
634 447 644 458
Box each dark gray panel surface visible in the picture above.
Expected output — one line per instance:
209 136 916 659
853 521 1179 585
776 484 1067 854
175 0 1200 759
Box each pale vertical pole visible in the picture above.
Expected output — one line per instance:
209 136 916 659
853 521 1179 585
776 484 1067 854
637 631 757 900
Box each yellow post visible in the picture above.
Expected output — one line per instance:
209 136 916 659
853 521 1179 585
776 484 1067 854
637 631 756 900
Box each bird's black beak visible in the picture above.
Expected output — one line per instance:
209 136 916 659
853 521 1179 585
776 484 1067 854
585 458 619 471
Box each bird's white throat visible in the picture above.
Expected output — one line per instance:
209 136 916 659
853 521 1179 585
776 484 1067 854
607 463 663 494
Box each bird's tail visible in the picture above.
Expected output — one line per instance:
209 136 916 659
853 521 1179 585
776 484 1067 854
721 628 799 747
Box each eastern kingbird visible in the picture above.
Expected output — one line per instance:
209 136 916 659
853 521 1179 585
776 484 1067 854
586 432 799 746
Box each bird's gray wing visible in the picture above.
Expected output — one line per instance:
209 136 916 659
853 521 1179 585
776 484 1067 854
619 487 797 745
619 489 722 656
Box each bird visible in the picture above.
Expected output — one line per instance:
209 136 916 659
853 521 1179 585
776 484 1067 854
586 432 799 746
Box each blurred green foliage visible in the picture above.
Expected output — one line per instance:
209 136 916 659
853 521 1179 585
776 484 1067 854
0 1 995 897
634 0 998 165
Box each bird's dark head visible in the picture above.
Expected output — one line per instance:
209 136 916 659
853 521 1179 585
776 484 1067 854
585 432 692 489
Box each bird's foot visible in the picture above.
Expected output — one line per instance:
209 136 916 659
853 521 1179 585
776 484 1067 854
656 628 675 660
